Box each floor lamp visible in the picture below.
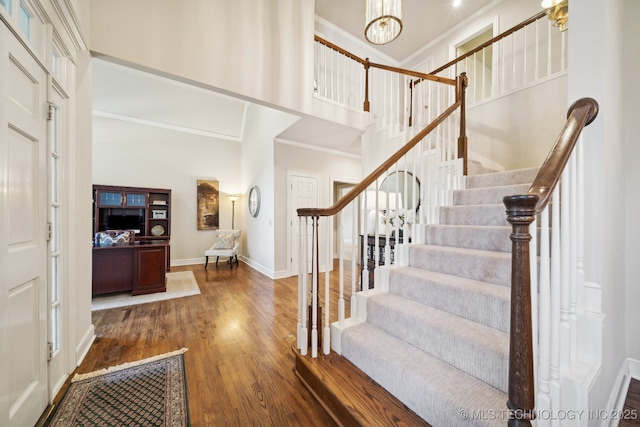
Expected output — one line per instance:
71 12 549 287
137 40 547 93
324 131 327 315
227 194 240 229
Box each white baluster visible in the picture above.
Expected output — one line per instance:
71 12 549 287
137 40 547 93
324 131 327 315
560 167 571 371
550 187 561 427
538 207 552 425
324 217 331 355
300 216 308 356
311 217 318 358
351 200 358 320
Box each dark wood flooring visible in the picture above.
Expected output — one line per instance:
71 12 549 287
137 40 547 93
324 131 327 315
42 263 339 426
620 378 640 426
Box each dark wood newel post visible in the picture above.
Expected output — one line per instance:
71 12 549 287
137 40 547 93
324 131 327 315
457 72 468 175
503 194 537 427
364 58 371 112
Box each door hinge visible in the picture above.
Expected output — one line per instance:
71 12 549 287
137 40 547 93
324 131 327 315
47 342 54 361
47 102 54 121
47 222 53 241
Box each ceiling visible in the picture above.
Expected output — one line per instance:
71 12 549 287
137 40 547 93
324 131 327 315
315 0 496 63
93 0 497 156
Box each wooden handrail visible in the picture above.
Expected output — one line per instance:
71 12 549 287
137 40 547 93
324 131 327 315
503 96 599 427
429 10 548 76
314 35 366 64
527 97 599 212
314 35 456 86
298 100 461 217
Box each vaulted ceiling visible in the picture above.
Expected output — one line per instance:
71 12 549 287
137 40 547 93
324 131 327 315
93 1 498 156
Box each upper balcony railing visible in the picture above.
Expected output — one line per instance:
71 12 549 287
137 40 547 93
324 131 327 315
315 10 567 132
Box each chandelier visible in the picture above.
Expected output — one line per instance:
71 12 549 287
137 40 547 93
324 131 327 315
365 0 403 45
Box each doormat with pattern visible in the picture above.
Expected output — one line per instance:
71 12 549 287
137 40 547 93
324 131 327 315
45 348 190 427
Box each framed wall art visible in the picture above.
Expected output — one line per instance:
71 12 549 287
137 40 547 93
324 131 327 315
197 179 219 230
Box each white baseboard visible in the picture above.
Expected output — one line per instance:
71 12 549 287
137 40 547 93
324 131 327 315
171 257 206 267
75 324 95 367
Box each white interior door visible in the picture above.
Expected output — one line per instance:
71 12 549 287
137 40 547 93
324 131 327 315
289 174 318 276
0 22 49 427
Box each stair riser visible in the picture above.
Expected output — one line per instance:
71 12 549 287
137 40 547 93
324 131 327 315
466 167 538 189
425 225 512 253
388 268 510 332
439 204 509 226
453 183 531 206
409 246 512 287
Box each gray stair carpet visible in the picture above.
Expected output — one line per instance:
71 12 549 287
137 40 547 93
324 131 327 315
340 167 538 426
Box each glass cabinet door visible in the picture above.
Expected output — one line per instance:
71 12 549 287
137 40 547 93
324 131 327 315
125 193 146 207
97 191 123 207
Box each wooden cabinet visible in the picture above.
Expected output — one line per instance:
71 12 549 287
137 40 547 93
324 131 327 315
92 185 172 297
92 242 168 296
93 184 171 242
360 234 405 289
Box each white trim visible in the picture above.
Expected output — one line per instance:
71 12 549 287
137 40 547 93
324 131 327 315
93 110 243 141
75 324 95 367
275 137 361 159
239 254 275 279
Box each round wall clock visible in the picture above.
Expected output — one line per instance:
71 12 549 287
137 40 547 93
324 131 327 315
248 185 261 218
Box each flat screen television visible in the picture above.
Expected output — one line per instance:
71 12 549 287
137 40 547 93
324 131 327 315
107 215 142 233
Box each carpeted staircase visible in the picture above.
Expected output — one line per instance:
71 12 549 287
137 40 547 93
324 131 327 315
339 167 539 427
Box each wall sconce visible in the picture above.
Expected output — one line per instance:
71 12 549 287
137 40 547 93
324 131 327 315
227 194 240 229
542 0 568 31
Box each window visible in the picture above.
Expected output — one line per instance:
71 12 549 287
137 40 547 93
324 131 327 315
18 1 30 38
0 0 12 15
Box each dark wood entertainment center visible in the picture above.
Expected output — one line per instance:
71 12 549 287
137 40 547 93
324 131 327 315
92 184 171 297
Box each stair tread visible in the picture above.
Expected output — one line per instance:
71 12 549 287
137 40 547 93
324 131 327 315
389 266 510 332
342 322 508 427
425 224 512 253
409 244 512 287
367 293 509 391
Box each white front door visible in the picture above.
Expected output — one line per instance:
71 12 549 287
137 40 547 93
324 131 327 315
0 22 49 427
289 174 318 276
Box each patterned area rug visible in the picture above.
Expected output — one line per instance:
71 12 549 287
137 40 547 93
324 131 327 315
46 349 190 427
92 271 200 311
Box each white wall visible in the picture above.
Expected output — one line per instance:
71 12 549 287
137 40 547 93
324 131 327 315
274 142 362 276
240 104 299 277
568 0 628 417
623 0 640 363
466 75 568 170
89 0 315 116
92 116 242 265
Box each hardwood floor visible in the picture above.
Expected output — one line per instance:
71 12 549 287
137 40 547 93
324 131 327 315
620 378 640 426
46 263 339 426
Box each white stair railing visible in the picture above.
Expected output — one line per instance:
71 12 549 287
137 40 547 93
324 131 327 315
429 10 567 107
296 97 464 357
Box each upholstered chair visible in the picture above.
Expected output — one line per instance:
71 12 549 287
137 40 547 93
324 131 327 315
204 230 241 269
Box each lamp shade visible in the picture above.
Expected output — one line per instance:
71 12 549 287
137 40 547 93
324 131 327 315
365 0 403 45
227 194 240 202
